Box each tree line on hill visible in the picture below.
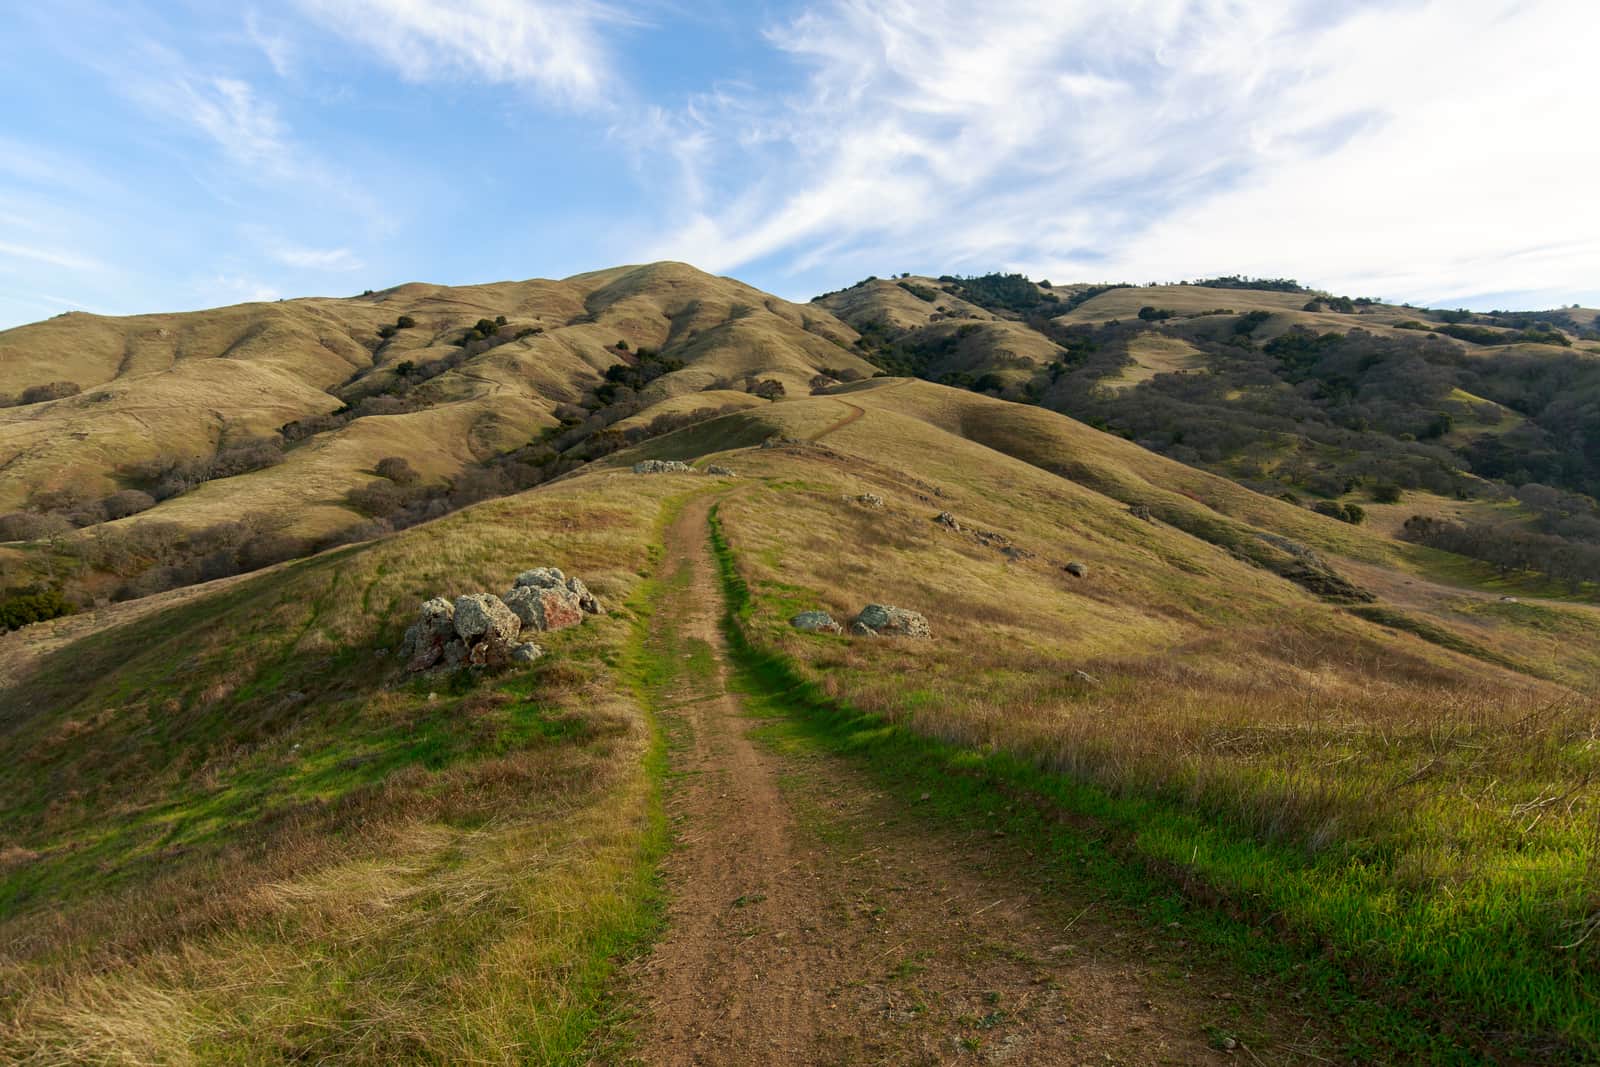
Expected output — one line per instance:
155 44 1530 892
845 274 1600 591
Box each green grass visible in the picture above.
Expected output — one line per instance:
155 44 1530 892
707 503 1600 1064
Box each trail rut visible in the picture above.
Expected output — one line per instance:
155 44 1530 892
619 495 1333 1065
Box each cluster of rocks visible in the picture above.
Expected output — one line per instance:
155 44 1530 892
790 603 930 639
399 566 604 673
630 459 737 477
852 493 885 509
632 459 693 474
932 510 1033 559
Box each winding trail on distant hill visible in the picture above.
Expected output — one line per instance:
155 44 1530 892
614 495 1329 1065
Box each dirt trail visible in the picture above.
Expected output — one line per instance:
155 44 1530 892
810 398 867 441
622 496 1327 1065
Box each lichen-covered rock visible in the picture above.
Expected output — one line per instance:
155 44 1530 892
510 642 544 664
419 596 456 632
850 603 930 638
855 493 885 509
632 459 693 474
513 566 565 590
505 584 585 632
1065 561 1088 578
565 575 604 615
453 594 521 643
935 511 960 528
791 610 842 634
705 464 736 476
404 596 459 671
440 638 469 670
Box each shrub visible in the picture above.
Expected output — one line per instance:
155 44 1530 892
615 339 629 351
0 511 72 541
1233 310 1272 336
396 315 416 329
347 481 405 517
1312 499 1366 524
747 378 786 400
0 587 72 631
1373 483 1404 504
101 489 157 520
19 381 81 405
377 324 398 340
210 438 285 478
1137 306 1175 321
494 315 507 327
375 456 420 485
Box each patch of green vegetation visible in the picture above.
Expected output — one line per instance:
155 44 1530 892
1347 604 1527 673
707 504 1600 1064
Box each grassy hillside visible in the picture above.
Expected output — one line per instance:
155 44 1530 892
0 263 876 621
3 374 1599 1058
816 273 1600 602
0 471 707 1062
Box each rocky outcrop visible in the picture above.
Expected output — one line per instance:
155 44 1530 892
849 604 931 638
790 610 843 634
505 584 585 633
398 564 606 672
402 597 458 672
705 464 736 476
632 459 694 474
853 493 885 509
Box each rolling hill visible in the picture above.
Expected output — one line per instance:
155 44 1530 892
3 267 1600 1061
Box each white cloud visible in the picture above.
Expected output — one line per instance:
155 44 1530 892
269 243 364 271
0 240 104 272
247 10 297 78
298 0 633 108
645 0 1600 307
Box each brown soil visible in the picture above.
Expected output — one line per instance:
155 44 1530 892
616 496 1340 1065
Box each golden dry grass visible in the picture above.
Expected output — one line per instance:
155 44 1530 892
0 262 871 538
0 468 716 1064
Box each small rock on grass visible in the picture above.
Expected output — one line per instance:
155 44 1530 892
790 610 843 634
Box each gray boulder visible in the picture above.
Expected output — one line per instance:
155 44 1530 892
505 584 585 632
790 610 843 635
850 603 931 638
632 459 693 474
454 594 521 643
564 575 604 614
513 566 565 590
403 596 458 671
510 642 544 664
1065 561 1088 578
706 464 736 476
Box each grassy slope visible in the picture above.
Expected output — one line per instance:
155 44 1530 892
669 385 1599 1057
0 262 870 539
0 470 715 1063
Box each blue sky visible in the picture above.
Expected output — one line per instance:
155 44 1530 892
2 0 1597 329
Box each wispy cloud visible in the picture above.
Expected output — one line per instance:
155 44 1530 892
0 240 105 272
642 0 1600 306
269 242 364 271
297 0 634 108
